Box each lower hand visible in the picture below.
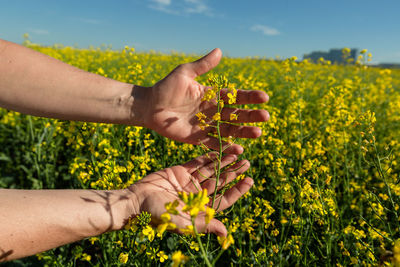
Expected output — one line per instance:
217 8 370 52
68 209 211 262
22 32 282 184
126 153 253 236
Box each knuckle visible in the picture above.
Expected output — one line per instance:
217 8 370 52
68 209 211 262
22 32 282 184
175 63 187 72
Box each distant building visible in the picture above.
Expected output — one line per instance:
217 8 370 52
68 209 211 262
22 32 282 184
303 48 358 64
375 63 400 69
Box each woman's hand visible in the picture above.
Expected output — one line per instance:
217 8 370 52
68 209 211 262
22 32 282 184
126 153 253 236
142 48 269 154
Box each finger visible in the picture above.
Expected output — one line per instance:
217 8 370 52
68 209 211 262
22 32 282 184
218 124 262 138
201 136 244 154
181 152 219 173
194 154 237 182
221 89 269 105
221 108 270 123
194 216 227 237
185 48 222 79
212 177 254 211
202 160 250 194
171 206 227 236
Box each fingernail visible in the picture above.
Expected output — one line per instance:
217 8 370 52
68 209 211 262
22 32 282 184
255 128 262 137
249 180 254 187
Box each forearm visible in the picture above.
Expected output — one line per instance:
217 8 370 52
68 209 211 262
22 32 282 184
0 39 149 125
0 188 139 261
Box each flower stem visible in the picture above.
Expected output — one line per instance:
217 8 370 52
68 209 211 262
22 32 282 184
192 217 213 267
211 88 223 209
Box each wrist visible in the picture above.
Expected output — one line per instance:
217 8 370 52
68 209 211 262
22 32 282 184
112 83 152 127
98 189 140 232
120 186 142 226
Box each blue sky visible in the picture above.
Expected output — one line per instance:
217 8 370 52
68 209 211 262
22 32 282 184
1 0 400 63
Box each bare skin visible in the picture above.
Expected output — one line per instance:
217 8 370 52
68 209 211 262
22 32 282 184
0 154 252 261
0 39 268 261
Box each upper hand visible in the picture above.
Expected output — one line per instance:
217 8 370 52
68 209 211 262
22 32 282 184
142 48 269 154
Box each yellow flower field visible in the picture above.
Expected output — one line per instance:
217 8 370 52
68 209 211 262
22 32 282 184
1 43 400 266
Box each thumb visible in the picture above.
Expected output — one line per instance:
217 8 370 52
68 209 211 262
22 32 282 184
186 48 222 79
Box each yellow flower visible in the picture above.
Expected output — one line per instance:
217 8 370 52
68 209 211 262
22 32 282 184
89 237 99 245
236 248 242 256
119 252 129 264
218 99 224 109
142 225 155 242
227 88 237 104
97 67 105 75
195 112 207 121
157 251 168 263
180 189 209 218
189 206 200 217
165 200 179 215
157 223 168 236
180 225 196 236
81 253 91 262
179 191 189 203
157 213 176 235
199 120 209 130
114 240 123 248
360 49 367 54
202 88 216 101
393 239 400 265
172 251 189 267
124 217 138 232
230 113 238 121
161 212 171 222
197 189 209 206
271 229 280 236
212 112 221 121
190 241 200 251
342 47 351 54
146 248 157 260
205 207 215 224
218 234 234 250
350 257 358 264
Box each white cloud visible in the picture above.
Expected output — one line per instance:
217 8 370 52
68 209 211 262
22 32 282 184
148 0 213 16
148 0 177 14
29 28 49 35
250 24 280 36
184 0 209 15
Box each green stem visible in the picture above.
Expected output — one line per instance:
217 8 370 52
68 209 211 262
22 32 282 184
373 138 400 228
211 248 225 266
211 88 223 209
192 217 213 267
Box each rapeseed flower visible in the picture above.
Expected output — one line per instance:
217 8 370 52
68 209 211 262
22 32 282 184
119 253 129 264
157 251 168 262
217 234 234 250
172 251 189 267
